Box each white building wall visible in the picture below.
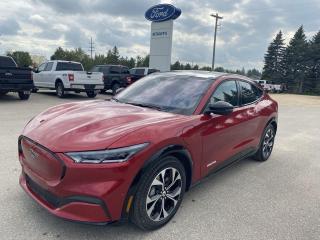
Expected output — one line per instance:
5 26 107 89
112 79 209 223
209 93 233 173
149 20 173 72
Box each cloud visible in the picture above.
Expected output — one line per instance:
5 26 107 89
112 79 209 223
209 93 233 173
0 19 20 35
0 0 319 70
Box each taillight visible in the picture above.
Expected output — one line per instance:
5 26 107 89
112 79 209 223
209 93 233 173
68 74 74 81
126 76 132 84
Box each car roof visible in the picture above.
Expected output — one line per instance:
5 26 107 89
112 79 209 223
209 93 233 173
150 70 228 80
95 64 127 67
50 60 82 64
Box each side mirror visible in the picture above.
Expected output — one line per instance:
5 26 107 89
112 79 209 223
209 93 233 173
205 101 234 116
116 87 124 94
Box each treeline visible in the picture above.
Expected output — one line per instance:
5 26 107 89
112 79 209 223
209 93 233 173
262 26 320 94
171 61 261 79
7 47 262 79
50 46 149 70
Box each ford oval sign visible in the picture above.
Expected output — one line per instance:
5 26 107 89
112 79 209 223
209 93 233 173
145 4 181 22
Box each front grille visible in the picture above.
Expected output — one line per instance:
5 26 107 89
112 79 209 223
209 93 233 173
26 175 60 208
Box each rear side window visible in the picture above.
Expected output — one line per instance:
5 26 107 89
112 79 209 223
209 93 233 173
44 62 53 71
0 56 16 68
56 62 83 71
110 66 121 74
239 81 263 105
135 69 145 75
210 80 238 106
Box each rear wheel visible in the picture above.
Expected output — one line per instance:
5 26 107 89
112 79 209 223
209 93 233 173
130 156 186 230
112 83 120 95
86 91 97 98
254 124 276 161
18 91 30 100
56 82 65 98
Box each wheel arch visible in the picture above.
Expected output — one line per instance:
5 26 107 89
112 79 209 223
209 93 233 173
267 117 277 133
55 78 63 87
120 144 193 221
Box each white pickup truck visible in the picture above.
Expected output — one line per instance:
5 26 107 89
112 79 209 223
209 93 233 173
254 80 284 93
33 60 104 98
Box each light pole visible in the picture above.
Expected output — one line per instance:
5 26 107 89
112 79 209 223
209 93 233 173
210 13 223 71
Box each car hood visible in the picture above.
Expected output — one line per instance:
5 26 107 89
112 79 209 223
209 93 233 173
23 100 187 152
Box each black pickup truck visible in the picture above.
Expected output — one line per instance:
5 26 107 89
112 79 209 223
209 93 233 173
90 65 132 95
0 56 34 100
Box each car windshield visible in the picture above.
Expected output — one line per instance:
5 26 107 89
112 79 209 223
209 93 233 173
115 73 213 115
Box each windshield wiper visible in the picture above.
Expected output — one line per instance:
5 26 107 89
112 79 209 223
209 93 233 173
126 102 165 111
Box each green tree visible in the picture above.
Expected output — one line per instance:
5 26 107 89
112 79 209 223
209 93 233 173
171 61 181 70
307 31 320 94
262 31 286 82
184 63 192 70
7 51 32 67
283 26 309 93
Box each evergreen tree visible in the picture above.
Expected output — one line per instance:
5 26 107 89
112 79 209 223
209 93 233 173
283 26 309 93
307 31 320 94
262 31 286 82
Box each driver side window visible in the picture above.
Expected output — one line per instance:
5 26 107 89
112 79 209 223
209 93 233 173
210 80 239 106
38 63 46 72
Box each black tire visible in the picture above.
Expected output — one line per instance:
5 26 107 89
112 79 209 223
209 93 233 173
31 88 38 93
112 83 120 95
86 91 97 98
55 81 65 98
18 91 30 100
254 124 276 161
100 89 106 94
130 156 186 230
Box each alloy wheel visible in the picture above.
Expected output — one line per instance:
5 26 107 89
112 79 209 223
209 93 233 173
262 128 274 159
146 167 182 222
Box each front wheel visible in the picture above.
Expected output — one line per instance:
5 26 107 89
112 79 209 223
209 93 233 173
130 156 186 230
254 124 276 161
86 91 97 98
18 91 31 100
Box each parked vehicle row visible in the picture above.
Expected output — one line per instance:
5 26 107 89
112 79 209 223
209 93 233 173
0 56 33 100
254 80 286 93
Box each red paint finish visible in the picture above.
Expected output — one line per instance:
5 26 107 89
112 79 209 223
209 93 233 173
19 73 278 224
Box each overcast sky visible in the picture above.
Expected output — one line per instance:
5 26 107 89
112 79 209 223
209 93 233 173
0 0 319 70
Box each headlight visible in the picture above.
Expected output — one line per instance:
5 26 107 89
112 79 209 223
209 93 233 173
65 143 149 164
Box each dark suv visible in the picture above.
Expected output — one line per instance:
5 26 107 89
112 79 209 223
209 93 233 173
91 65 132 95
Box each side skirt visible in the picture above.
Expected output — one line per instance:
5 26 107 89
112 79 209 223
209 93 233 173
190 147 257 189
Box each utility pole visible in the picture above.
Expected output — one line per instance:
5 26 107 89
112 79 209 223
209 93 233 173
210 13 223 71
89 37 95 59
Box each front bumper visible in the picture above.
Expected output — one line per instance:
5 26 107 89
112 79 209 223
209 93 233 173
20 173 111 224
18 137 137 224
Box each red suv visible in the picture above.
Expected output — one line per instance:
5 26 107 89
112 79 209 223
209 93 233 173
19 71 278 230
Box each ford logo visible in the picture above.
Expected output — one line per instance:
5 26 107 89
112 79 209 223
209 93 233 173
145 4 181 22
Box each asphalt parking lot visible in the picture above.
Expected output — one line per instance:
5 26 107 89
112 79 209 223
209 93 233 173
1 91 320 240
